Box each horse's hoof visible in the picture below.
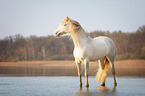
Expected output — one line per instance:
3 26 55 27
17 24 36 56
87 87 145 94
85 84 89 88
79 83 82 88
101 83 105 86
114 83 117 87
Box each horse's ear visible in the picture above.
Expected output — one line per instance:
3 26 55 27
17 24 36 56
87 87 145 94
66 16 69 20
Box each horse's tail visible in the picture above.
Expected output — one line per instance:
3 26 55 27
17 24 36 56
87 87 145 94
95 57 109 84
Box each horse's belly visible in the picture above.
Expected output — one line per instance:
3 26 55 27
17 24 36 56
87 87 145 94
87 42 107 61
89 50 107 61
73 44 107 61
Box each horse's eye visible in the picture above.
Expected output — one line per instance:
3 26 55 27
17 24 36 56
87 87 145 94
64 24 67 26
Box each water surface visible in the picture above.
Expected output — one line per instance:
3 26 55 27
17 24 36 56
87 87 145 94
0 76 145 96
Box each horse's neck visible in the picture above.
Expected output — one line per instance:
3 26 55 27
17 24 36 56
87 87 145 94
70 30 90 48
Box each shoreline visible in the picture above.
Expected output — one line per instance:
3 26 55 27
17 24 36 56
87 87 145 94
0 60 145 77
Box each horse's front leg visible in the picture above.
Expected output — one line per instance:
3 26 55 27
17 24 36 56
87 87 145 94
75 60 82 88
84 58 89 88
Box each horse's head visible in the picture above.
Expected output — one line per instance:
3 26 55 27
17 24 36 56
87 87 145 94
55 16 81 37
55 16 71 37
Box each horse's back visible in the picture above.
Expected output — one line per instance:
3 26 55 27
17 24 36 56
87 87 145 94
94 36 115 61
94 36 114 46
94 36 112 41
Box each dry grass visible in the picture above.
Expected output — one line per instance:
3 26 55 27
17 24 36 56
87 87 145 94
0 60 145 77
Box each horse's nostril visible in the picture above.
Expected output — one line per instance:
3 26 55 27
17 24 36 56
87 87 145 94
55 33 57 36
55 33 59 37
55 31 60 37
55 30 60 36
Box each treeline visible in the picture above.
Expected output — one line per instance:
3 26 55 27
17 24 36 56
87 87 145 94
0 25 145 61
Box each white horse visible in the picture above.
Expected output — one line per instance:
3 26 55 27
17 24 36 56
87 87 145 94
55 17 117 88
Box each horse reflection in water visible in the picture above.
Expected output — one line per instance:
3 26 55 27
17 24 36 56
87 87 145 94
76 86 116 96
55 17 117 88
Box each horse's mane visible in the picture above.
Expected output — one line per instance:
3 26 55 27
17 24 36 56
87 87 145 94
66 18 89 37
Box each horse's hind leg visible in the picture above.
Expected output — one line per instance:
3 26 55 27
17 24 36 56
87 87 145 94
111 62 117 87
106 57 117 87
101 57 110 86
96 57 106 86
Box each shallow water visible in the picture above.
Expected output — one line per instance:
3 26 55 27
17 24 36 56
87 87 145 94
0 76 145 96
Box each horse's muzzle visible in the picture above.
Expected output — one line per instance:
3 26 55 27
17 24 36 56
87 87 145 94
55 30 60 37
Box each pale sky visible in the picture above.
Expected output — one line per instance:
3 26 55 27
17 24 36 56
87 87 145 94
0 0 145 39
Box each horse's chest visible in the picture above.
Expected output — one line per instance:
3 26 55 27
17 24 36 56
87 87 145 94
73 47 84 60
